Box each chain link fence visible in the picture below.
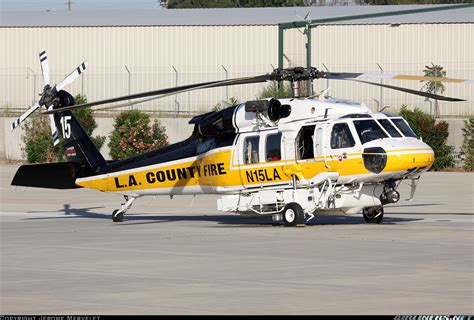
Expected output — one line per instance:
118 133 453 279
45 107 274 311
1 64 473 117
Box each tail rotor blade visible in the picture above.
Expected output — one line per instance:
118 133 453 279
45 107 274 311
56 61 87 91
49 111 60 146
10 102 40 131
39 49 50 85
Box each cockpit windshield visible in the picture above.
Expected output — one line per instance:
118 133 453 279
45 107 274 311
391 118 418 138
353 120 388 144
377 119 402 138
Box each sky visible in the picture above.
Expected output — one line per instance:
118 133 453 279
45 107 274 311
1 0 165 12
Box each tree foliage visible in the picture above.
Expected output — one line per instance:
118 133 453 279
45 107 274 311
256 81 294 99
421 63 446 95
420 63 447 118
71 95 106 150
23 114 60 163
168 0 304 8
365 0 466 4
399 106 454 171
211 97 240 112
460 117 474 171
108 110 169 160
167 0 464 8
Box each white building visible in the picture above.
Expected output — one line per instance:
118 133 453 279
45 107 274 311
1 4 472 117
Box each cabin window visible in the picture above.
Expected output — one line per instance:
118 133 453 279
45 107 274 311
244 136 260 164
265 133 281 162
391 118 418 138
330 123 355 149
353 120 388 144
296 125 315 160
377 119 402 138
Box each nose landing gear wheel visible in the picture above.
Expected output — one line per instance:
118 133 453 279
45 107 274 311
283 202 304 227
362 206 384 224
112 209 124 223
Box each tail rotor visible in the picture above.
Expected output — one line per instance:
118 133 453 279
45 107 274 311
10 49 87 147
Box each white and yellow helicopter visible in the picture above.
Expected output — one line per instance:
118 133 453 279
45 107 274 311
10 51 472 226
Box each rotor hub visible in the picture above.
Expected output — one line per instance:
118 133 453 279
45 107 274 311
39 84 59 109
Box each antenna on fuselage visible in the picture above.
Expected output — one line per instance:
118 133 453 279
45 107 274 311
324 108 330 119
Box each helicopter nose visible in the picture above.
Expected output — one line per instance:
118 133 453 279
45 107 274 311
384 139 435 173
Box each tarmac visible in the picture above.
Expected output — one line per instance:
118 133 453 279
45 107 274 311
0 164 473 315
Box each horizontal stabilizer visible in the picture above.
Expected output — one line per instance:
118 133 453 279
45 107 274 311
11 162 82 189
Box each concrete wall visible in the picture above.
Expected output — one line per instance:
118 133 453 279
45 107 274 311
1 115 467 162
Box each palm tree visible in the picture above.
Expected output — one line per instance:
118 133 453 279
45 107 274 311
421 63 446 118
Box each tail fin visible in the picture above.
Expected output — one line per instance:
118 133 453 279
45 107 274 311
53 94 108 175
11 92 109 189
50 90 108 175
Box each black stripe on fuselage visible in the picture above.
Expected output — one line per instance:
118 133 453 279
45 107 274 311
108 132 236 173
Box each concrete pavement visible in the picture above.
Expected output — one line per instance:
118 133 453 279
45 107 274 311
1 165 473 314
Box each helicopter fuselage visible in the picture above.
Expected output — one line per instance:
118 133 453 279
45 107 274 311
75 98 434 201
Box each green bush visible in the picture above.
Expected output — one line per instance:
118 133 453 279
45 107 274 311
108 110 168 160
23 114 60 163
256 81 294 99
71 94 106 151
211 97 240 112
22 94 105 163
461 117 474 171
399 106 454 171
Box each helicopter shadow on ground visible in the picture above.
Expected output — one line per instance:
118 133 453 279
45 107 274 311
22 203 423 226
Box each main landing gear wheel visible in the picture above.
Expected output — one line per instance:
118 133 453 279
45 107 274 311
112 209 124 223
282 202 305 227
111 195 138 222
362 206 384 224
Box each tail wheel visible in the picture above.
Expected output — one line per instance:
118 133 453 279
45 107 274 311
112 209 124 223
362 206 384 224
282 202 304 227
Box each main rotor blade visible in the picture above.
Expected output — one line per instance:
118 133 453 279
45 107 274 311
39 49 50 85
324 72 473 84
44 74 272 114
56 61 87 91
10 102 40 131
353 80 465 102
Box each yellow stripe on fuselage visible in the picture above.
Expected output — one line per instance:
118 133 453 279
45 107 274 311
76 148 434 192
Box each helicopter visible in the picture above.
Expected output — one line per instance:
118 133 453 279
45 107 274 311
10 50 473 226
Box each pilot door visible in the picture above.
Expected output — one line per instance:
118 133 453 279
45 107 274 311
325 120 361 174
236 131 283 188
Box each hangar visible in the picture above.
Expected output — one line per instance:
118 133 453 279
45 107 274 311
0 4 472 159
1 4 473 115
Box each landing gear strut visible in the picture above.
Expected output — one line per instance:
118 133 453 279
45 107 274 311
112 195 138 222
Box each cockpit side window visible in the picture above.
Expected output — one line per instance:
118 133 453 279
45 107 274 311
377 119 402 138
266 133 282 162
244 136 260 164
296 125 315 160
353 120 388 144
330 123 355 149
391 118 418 138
